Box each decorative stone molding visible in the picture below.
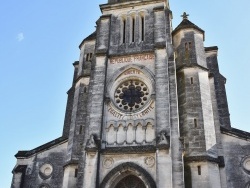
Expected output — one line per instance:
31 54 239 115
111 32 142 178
101 145 156 154
242 156 250 173
105 119 155 146
26 166 32 175
157 131 170 150
39 163 53 180
86 134 98 152
144 156 155 167
103 157 114 169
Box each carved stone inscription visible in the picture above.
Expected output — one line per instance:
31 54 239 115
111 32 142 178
110 54 155 64
122 68 142 76
107 102 155 120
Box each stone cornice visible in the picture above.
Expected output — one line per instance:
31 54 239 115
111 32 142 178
176 64 209 73
15 137 68 158
101 145 156 154
100 0 165 12
221 126 250 141
184 156 225 167
63 160 79 169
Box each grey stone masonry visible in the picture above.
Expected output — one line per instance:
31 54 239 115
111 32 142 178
62 61 78 137
169 58 185 187
206 47 231 128
12 0 250 188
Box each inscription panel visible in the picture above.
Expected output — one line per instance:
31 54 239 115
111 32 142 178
107 101 155 120
109 54 155 64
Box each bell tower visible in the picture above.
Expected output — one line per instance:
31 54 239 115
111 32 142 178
173 13 225 188
71 0 185 187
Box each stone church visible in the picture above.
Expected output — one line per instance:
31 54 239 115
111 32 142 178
12 0 250 187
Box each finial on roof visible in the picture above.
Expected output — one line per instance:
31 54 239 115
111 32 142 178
181 12 189 20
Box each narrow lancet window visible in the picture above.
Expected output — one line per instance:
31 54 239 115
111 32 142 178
141 15 145 41
194 118 197 128
198 166 201 175
185 42 192 60
75 169 78 178
185 43 189 52
132 17 135 42
86 53 93 61
79 125 83 134
123 19 126 43
189 42 192 50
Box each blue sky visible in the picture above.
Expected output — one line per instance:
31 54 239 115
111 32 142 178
1 0 250 187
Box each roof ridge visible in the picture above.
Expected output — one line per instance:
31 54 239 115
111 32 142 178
172 18 204 37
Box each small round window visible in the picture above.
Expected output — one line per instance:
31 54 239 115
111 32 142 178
39 163 53 179
243 157 250 172
114 80 150 112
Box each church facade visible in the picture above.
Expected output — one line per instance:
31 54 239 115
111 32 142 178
12 0 250 188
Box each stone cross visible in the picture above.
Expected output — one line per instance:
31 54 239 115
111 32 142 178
181 12 189 20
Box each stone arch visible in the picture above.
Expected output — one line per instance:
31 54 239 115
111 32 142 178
126 123 135 144
136 122 145 143
106 124 116 145
145 122 155 143
117 124 126 144
100 162 156 188
106 64 155 96
138 9 148 17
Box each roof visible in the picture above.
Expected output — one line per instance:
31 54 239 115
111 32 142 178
172 18 205 39
221 127 250 140
13 165 27 173
205 46 218 52
79 31 96 49
15 136 68 158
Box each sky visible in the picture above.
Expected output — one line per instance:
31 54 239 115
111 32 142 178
0 0 250 187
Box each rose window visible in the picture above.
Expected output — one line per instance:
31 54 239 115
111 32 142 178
115 80 150 112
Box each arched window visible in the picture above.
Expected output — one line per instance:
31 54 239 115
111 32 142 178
140 15 145 41
122 18 126 43
131 17 135 43
115 175 146 188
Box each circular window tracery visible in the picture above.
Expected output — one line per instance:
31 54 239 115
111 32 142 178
115 80 150 112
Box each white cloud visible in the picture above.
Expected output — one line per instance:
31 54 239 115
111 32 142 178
17 33 24 42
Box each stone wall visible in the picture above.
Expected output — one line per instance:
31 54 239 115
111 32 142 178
221 132 250 187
